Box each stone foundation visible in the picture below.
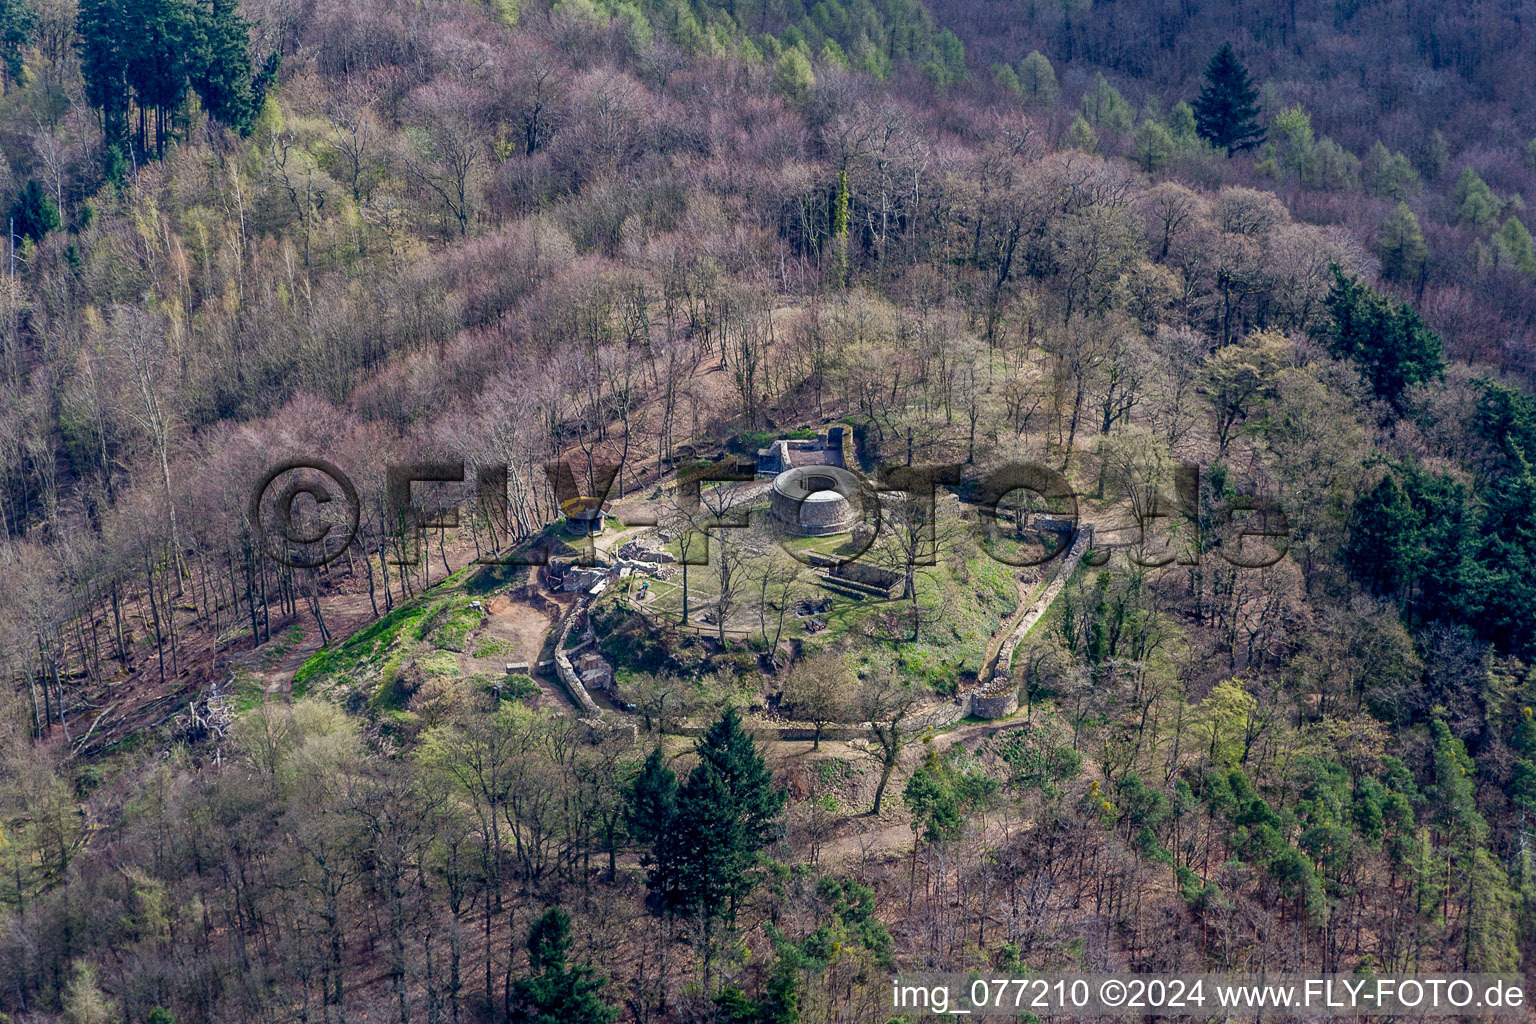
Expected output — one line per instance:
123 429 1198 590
971 688 1020 719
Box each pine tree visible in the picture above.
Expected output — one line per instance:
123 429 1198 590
11 180 60 242
0 0 35 84
1067 115 1097 154
1424 129 1450 177
78 0 266 153
1428 718 1486 849
772 49 813 106
1512 707 1536 760
1452 166 1501 228
991 63 1020 96
932 28 964 84
1133 119 1174 173
623 747 676 857
713 952 802 1024
1471 379 1536 471
509 908 618 1024
1344 474 1419 596
647 710 784 977
1324 266 1443 403
647 758 749 952
125 0 193 157
188 0 257 133
61 961 115 1024
1081 72 1132 132
1363 142 1421 200
692 707 784 853
1491 216 1536 275
1472 460 1536 659
1266 105 1315 179
77 0 133 145
1465 848 1521 972
903 747 964 844
1166 101 1197 140
1403 469 1477 624
1016 50 1057 107
1192 43 1264 156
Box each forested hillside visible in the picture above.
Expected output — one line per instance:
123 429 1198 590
0 0 1535 1021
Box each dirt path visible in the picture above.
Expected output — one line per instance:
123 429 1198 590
236 591 381 695
476 591 576 710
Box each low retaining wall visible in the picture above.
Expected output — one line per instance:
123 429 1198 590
903 696 974 733
551 604 602 717
992 525 1093 676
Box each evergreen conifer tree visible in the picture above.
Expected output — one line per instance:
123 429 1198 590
78 0 269 154
1378 202 1427 283
125 0 192 157
646 709 784 978
623 747 676 858
1324 266 1443 403
1492 216 1536 275
509 908 618 1024
1192 43 1264 156
692 707 785 853
188 0 257 132
11 180 60 242
0 0 35 83
1017 50 1057 107
77 0 132 145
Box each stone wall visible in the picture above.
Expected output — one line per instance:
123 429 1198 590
971 689 1019 719
769 466 861 536
551 604 602 717
903 697 974 733
993 525 1093 676
829 560 902 594
771 489 857 535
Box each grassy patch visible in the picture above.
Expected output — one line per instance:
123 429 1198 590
372 649 460 712
814 758 862 788
473 635 516 659
629 503 1022 693
293 601 434 693
473 672 540 701
419 649 462 677
429 603 485 652
803 533 1020 689
227 669 268 713
464 558 535 596
731 426 817 454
